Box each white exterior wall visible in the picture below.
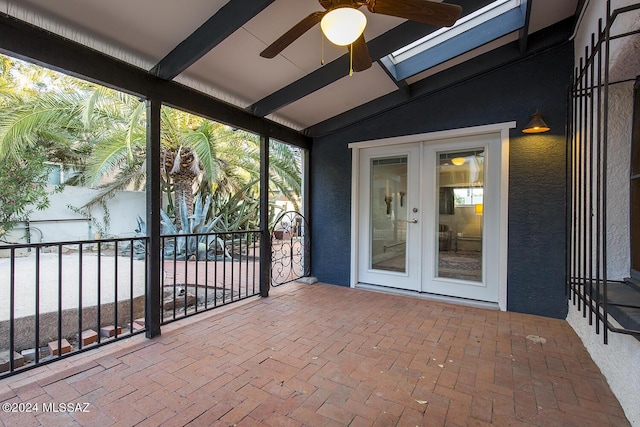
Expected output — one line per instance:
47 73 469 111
24 186 146 242
608 82 634 279
568 1 640 426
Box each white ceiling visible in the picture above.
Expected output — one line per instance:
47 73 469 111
2 0 579 132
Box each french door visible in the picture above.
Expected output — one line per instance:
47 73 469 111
354 129 508 304
357 143 422 290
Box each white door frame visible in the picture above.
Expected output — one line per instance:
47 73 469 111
349 122 515 311
357 143 422 291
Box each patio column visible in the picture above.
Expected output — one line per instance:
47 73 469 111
145 98 162 337
260 135 271 297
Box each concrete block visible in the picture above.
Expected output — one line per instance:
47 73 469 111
48 339 71 356
80 330 98 345
100 325 122 337
20 348 37 362
129 320 145 332
0 351 25 373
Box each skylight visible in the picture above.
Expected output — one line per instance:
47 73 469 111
383 0 526 80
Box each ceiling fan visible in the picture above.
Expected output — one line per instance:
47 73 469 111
260 0 463 73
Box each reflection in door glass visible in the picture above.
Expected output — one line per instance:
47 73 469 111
437 149 484 282
370 157 408 272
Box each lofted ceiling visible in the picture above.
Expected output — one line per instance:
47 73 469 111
1 0 579 137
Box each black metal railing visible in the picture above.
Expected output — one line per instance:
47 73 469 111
160 230 261 324
0 237 148 378
271 211 311 286
567 1 640 342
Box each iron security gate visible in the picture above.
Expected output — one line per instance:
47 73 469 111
271 211 310 286
567 1 640 342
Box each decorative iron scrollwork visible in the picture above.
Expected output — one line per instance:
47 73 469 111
271 211 310 286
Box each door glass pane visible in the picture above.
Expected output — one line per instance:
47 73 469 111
437 149 484 281
370 157 408 272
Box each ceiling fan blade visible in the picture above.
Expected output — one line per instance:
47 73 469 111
349 34 372 72
260 11 326 58
367 0 462 27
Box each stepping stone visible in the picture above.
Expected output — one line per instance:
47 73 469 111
129 320 145 332
80 330 98 345
20 348 37 362
100 325 122 337
48 339 71 356
163 292 197 310
0 351 25 373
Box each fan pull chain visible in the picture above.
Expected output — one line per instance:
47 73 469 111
349 43 354 76
321 32 325 65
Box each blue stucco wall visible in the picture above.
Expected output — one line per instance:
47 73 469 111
310 42 572 319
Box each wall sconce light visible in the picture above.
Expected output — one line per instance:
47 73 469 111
522 112 550 133
475 203 483 215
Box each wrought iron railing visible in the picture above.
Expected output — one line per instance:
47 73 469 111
160 230 261 324
567 1 640 342
0 237 148 378
0 229 265 377
271 211 311 286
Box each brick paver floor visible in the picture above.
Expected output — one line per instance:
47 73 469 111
0 283 630 426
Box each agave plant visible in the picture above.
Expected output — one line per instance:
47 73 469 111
124 194 233 260
125 188 273 261
160 194 232 261
122 215 148 259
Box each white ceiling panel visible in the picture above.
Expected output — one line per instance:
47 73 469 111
186 27 309 106
7 0 230 63
528 0 579 33
274 63 400 128
2 0 581 131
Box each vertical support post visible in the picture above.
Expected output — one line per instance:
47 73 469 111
601 0 611 344
260 134 271 297
302 148 311 276
302 149 310 223
146 98 162 338
565 80 573 300
595 18 603 336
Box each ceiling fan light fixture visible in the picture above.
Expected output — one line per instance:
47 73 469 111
451 157 466 166
321 7 367 46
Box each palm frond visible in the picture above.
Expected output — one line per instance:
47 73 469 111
84 133 136 187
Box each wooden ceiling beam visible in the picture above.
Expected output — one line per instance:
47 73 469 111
305 18 574 138
0 12 310 149
248 0 494 118
151 0 276 80
518 0 533 54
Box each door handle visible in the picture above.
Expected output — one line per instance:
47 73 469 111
402 219 418 224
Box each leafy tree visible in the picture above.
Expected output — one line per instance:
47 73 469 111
0 145 52 241
0 54 303 235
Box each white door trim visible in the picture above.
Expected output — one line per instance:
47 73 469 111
349 122 515 311
348 122 517 150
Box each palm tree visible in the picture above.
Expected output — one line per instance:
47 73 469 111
159 110 302 228
0 55 303 232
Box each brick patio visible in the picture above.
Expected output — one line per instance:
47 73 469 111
0 283 630 426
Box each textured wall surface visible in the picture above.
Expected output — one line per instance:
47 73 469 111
310 42 573 318
310 139 353 286
507 131 567 317
606 82 634 280
567 2 639 423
